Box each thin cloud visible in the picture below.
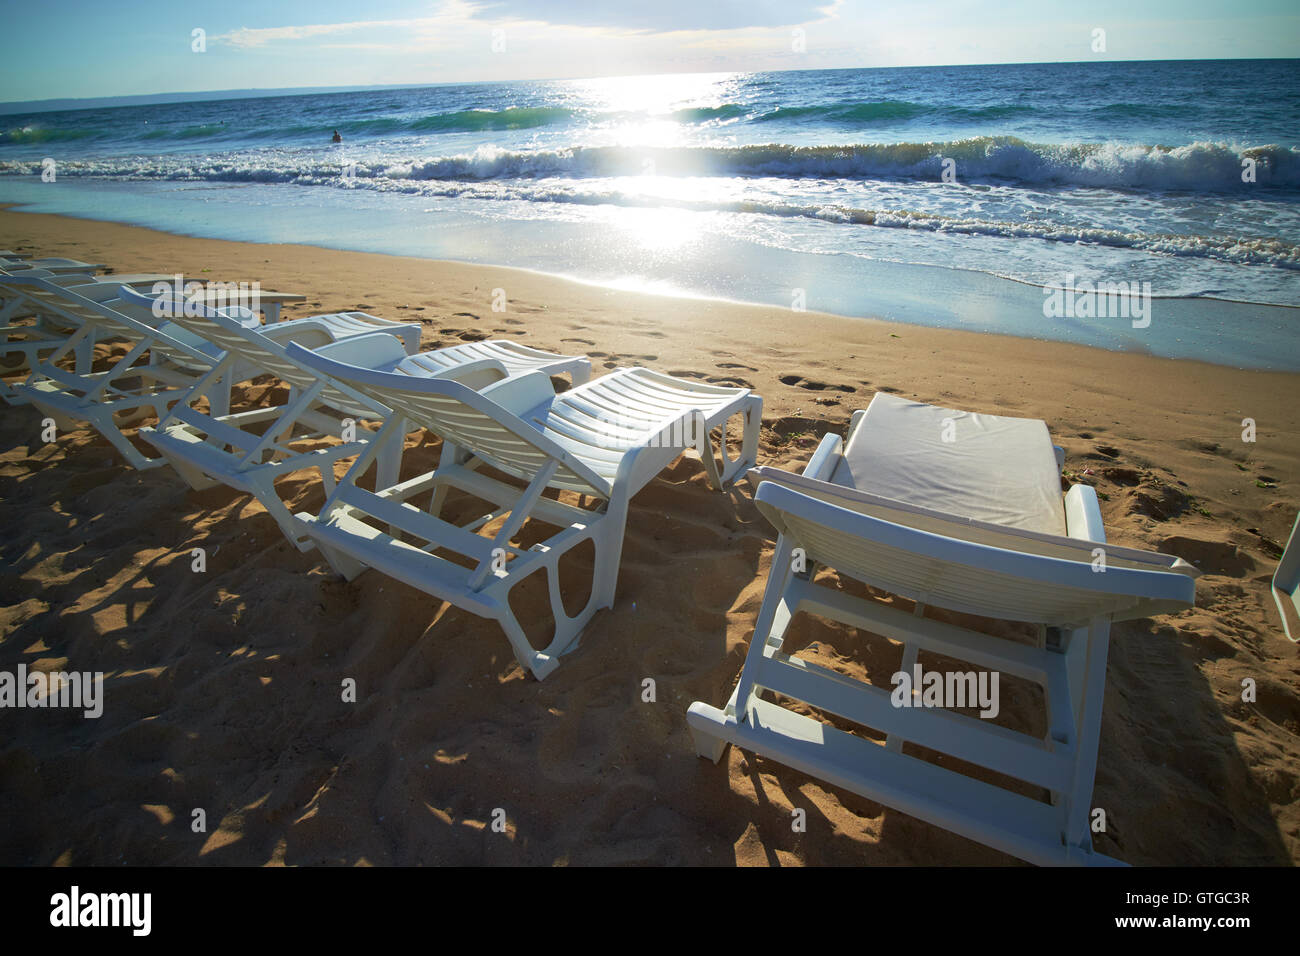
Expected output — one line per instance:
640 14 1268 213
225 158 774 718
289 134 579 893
213 0 838 50
213 2 483 49
472 1 836 32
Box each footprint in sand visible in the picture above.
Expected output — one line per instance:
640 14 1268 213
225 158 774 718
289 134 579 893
708 376 754 389
1159 535 1255 576
780 374 856 393
1123 481 1191 520
765 415 844 444
1244 678 1300 734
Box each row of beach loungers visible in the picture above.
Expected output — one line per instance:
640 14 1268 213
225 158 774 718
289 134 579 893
0 251 1221 865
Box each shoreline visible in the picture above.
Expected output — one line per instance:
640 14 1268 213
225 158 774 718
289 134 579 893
2 187 1297 372
1 206 1297 865
7 193 1299 310
4 200 1299 377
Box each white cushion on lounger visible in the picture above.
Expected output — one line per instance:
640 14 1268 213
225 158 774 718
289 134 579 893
829 392 1066 535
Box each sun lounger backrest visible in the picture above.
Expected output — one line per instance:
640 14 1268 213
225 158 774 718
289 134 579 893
115 286 385 417
395 340 580 380
4 277 214 367
286 342 613 497
751 466 1197 626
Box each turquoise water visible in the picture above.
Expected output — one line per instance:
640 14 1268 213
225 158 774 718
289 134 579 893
2 61 1297 367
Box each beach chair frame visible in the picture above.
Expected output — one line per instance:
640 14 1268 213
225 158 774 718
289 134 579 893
0 271 180 402
124 286 592 552
1272 513 1300 641
287 343 761 679
8 275 228 469
688 409 1197 866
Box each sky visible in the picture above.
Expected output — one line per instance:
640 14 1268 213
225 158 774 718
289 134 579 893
1 0 1297 103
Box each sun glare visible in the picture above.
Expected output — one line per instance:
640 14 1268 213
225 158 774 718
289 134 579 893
563 72 742 147
566 71 738 116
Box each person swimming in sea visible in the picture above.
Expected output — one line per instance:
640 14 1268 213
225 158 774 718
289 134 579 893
331 129 342 143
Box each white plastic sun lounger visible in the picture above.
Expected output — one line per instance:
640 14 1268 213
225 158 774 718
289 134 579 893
120 287 592 551
0 272 103 390
0 266 174 310
10 277 419 469
0 271 182 393
0 272 336 400
11 280 233 468
0 252 108 275
687 393 1198 866
284 341 761 679
1272 513 1300 641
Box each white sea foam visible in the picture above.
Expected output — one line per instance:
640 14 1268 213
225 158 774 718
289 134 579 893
5 142 1293 271
4 138 1297 190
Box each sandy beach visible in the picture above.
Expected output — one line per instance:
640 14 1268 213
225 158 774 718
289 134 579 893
1 207 1297 866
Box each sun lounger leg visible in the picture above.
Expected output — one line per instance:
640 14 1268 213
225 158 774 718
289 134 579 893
481 511 621 680
589 493 630 610
1062 619 1111 855
308 527 369 581
167 455 220 491
208 377 231 419
731 535 799 714
718 395 762 485
73 334 93 375
688 705 731 762
375 416 406 490
98 417 166 470
247 473 316 551
693 396 762 490
1272 513 1300 641
496 613 562 681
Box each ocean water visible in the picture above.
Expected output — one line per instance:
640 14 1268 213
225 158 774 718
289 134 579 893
2 61 1298 367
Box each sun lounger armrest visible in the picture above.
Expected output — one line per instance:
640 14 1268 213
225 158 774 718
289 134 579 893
308 330 409 371
1064 484 1106 544
803 433 843 481
480 370 556 417
745 433 843 489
